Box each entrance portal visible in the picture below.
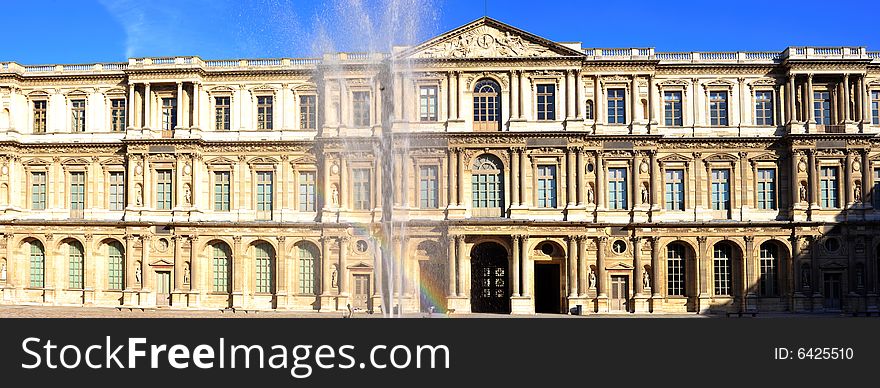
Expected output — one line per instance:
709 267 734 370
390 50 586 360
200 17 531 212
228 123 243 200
352 274 371 311
534 263 561 313
470 242 510 314
823 272 842 310
156 271 171 306
610 275 629 312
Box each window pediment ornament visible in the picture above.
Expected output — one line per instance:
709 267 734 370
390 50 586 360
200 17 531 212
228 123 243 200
104 87 127 96
702 79 735 91
250 84 276 93
290 156 317 166
748 152 779 162
865 79 880 87
100 157 125 166
207 85 235 95
603 75 631 84
22 158 50 166
465 72 509 90
247 157 279 166
26 90 50 98
657 79 689 88
657 154 692 164
748 78 778 89
62 157 91 165
205 156 237 166
703 153 739 163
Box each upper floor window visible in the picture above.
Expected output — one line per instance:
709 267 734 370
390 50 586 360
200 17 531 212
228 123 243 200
473 79 501 131
256 171 274 219
873 167 880 209
257 96 273 130
757 168 776 210
298 171 316 212
110 99 126 132
33 100 47 133
71 99 86 132
814 91 831 125
585 100 594 120
69 171 85 216
214 171 231 211
215 96 231 131
108 171 125 211
31 171 47 210
709 91 728 126
161 98 177 130
608 167 628 209
663 91 683 126
664 169 684 211
471 154 504 217
754 91 774 126
156 169 173 210
710 169 730 211
353 168 372 210
536 165 557 208
607 89 626 124
419 165 439 209
300 95 316 129
536 84 556 121
819 166 839 208
352 91 370 127
419 86 438 122
871 90 879 125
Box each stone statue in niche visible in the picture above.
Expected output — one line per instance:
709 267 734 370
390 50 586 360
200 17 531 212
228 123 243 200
854 184 862 202
643 269 650 289
135 265 142 284
799 182 807 202
331 185 339 207
587 185 595 204
331 265 338 288
135 184 143 206
588 269 596 289
183 264 190 285
184 184 192 205
801 266 810 288
641 185 649 204
0 262 6 281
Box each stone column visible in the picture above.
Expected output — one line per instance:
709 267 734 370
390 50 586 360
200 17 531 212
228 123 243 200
649 150 660 210
863 150 872 209
174 235 184 290
577 148 586 206
128 82 136 128
143 83 151 128
567 147 576 207
448 148 458 206
457 149 466 207
192 82 200 128
696 236 707 297
521 235 530 297
596 151 605 209
176 82 184 129
276 236 287 296
861 75 871 124
510 70 519 119
446 72 454 121
575 70 583 119
447 235 456 297
567 236 577 297
518 71 525 119
787 75 796 123
456 235 466 297
455 71 462 120
808 150 818 207
633 236 644 295
232 235 243 294
125 234 136 290
577 236 587 296
566 70 576 120
338 237 349 295
596 237 607 297
512 235 521 297
511 149 520 206
843 74 851 122
630 75 638 123
634 153 643 207
790 235 801 299
519 148 528 207
845 151 854 207
791 150 802 208
188 236 197 292
651 237 662 298
744 236 755 298
806 74 815 124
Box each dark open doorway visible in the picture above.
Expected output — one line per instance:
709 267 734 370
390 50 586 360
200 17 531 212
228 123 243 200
534 263 561 313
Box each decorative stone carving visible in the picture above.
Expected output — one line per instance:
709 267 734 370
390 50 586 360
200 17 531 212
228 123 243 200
416 25 557 59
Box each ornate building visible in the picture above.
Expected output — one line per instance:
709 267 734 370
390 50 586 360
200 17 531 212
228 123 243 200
1 18 879 314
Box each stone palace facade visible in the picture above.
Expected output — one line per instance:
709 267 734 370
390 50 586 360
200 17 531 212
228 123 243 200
1 18 879 314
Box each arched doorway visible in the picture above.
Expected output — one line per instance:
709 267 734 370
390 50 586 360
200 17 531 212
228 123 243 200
473 79 501 131
471 154 504 218
470 242 510 314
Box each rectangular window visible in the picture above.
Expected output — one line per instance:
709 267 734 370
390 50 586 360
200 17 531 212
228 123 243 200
30 244 44 288
419 165 439 209
711 169 730 211
664 169 684 211
69 172 85 214
156 169 173 210
69 244 83 289
536 84 556 121
814 91 831 125
213 246 229 293
663 91 683 126
757 168 777 210
419 86 438 122
71 99 86 132
299 95 316 129
215 96 230 131
607 88 626 124
713 246 731 295
709 91 728 126
667 245 685 296
256 171 273 219
31 171 47 210
111 99 126 132
33 100 47 133
608 167 628 210
755 91 774 126
871 90 879 125
353 91 371 127
257 96 273 130
161 98 177 130
109 171 125 211
107 244 124 290
353 168 372 210
873 168 880 209
536 165 557 208
214 171 231 211
298 171 316 212
819 166 839 208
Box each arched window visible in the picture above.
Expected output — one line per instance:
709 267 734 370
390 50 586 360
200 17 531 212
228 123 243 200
29 240 45 288
473 79 501 131
68 241 84 289
666 243 686 296
108 242 124 290
585 100 594 120
471 154 504 217
213 243 231 293
759 242 778 296
255 243 275 294
713 243 732 295
298 243 319 295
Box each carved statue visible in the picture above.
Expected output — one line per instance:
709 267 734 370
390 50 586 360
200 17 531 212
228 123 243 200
641 186 650 204
588 270 596 289
587 186 595 204
0 262 6 281
801 267 810 288
135 185 143 206
799 182 807 202
135 266 142 284
331 265 338 288
854 184 862 202
184 185 192 205
643 269 650 289
183 264 190 285
331 185 339 207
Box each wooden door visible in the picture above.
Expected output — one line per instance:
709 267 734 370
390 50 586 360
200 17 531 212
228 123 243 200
352 274 370 310
610 275 628 312
823 273 841 310
156 271 171 306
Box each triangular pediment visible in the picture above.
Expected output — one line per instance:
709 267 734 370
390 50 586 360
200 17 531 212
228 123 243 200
607 262 634 270
749 152 779 162
149 259 174 267
347 261 373 269
658 154 692 164
398 17 584 60
205 156 237 165
704 153 739 163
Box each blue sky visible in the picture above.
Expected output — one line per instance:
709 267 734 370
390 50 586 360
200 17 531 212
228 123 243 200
3 0 878 64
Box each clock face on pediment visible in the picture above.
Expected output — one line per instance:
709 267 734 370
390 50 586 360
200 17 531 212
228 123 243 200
401 17 583 60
